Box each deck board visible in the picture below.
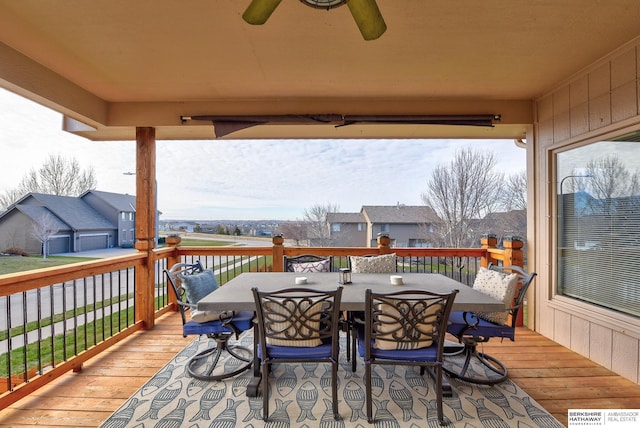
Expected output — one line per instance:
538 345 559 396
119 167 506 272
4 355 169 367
1 311 640 427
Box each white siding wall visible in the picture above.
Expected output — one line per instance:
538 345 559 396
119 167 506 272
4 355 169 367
534 38 640 384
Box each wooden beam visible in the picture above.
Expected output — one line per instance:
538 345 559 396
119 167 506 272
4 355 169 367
134 127 156 328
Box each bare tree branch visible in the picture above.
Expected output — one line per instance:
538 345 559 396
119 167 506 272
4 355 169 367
303 202 339 247
277 221 309 245
0 154 97 210
31 212 60 260
421 147 505 248
502 170 527 211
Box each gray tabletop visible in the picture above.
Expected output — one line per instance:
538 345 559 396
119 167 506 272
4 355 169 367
197 272 504 313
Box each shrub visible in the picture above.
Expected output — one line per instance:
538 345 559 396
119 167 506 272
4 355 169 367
4 247 30 256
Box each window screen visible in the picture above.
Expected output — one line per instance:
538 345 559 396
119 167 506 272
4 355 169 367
556 135 640 318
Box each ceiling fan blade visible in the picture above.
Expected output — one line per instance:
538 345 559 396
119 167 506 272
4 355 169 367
347 0 387 40
242 0 283 25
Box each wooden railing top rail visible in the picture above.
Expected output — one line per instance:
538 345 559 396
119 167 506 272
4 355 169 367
0 252 147 297
176 246 272 257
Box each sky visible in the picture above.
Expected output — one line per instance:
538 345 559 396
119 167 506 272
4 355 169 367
0 88 527 221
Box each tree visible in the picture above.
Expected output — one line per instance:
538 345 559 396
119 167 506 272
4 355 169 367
277 221 308 245
421 147 504 248
303 203 339 247
0 188 24 212
31 212 60 260
585 154 639 201
502 171 527 211
0 154 97 210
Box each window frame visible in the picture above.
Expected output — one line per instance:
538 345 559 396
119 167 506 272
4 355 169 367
553 130 640 319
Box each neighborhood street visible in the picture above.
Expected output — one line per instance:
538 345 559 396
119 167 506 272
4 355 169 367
1 243 265 354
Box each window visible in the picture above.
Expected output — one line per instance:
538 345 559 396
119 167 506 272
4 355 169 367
556 133 640 318
380 224 390 233
358 223 364 231
129 212 134 221
121 212 125 220
331 223 341 232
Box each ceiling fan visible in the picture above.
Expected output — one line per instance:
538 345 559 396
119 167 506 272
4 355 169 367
242 0 387 41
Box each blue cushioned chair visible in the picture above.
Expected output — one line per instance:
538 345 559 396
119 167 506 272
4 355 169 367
358 288 458 424
165 261 254 381
252 286 343 421
445 265 537 385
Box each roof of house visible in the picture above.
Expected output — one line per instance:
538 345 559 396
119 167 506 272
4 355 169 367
326 212 365 223
483 210 526 222
81 190 136 212
18 193 115 230
361 205 439 223
14 204 69 230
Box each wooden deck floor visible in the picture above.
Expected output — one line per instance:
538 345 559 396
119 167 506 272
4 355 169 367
1 311 640 427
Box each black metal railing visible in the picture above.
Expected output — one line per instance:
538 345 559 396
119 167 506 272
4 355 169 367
0 238 514 408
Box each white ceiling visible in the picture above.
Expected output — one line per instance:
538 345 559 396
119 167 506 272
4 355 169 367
1 0 640 141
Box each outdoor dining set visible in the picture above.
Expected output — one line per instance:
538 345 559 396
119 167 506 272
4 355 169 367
165 254 536 424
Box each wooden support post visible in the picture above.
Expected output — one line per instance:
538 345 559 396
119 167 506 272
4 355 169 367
134 127 156 329
480 234 498 268
503 235 526 326
503 236 524 269
165 235 182 307
272 234 284 272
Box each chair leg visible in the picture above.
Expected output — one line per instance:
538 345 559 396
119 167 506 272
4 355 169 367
343 311 351 362
364 362 373 423
444 338 509 385
187 335 252 381
262 361 270 421
332 361 340 420
435 365 444 424
351 316 358 372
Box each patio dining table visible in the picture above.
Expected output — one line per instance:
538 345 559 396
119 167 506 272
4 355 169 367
197 271 504 395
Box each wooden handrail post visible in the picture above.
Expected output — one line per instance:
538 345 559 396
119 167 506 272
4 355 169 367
377 233 391 254
503 235 524 268
272 234 284 272
480 233 498 268
165 235 182 307
503 235 526 326
134 127 156 330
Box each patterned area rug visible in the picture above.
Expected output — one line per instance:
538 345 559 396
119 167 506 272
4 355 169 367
100 331 563 427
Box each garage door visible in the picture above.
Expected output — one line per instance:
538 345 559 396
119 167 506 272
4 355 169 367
48 236 70 254
78 234 109 251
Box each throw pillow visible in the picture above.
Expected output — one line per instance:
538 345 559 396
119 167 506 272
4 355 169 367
292 259 331 273
350 253 397 273
179 269 218 304
472 267 519 325
373 299 441 350
263 299 327 347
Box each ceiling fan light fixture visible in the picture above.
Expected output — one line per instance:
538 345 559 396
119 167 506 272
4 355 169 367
242 0 387 40
299 0 347 9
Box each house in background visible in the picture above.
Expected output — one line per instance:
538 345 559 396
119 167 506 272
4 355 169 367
81 190 137 247
327 212 367 247
0 191 138 255
328 204 439 247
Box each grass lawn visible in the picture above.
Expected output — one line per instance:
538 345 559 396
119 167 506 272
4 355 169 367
0 238 234 275
0 255 96 275
176 238 231 247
